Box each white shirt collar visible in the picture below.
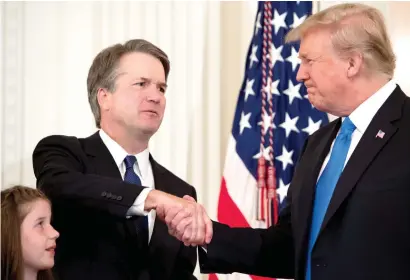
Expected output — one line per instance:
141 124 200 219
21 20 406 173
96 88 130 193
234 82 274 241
99 129 150 179
347 79 397 133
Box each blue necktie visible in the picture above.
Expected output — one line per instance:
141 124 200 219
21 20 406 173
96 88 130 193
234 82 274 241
124 155 149 245
305 117 356 280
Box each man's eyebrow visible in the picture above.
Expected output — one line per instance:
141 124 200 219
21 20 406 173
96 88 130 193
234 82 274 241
139 77 168 88
298 52 307 59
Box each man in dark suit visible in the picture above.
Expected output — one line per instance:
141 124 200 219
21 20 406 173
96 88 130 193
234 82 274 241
32 39 211 280
163 3 410 280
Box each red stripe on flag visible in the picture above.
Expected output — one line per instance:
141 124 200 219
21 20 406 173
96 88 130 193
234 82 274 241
217 177 250 227
209 177 275 280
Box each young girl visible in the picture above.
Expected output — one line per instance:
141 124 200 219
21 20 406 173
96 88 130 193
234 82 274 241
1 185 60 280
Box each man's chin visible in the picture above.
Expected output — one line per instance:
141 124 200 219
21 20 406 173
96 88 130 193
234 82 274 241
311 101 324 111
139 125 160 136
307 95 321 110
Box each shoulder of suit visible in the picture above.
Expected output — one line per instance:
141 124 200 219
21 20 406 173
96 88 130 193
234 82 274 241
152 160 195 191
35 134 89 154
401 95 410 123
37 134 80 145
403 93 410 108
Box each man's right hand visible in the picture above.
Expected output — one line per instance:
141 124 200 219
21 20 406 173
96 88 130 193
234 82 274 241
145 190 213 246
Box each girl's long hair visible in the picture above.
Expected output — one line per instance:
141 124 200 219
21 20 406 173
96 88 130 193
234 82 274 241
1 185 54 280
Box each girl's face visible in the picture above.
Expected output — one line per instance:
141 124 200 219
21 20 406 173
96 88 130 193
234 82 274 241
20 199 59 271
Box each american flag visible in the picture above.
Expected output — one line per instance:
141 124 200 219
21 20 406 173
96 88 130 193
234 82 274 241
210 2 328 280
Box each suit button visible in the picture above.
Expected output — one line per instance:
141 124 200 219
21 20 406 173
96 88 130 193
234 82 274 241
101 192 107 197
117 196 122 201
112 194 117 200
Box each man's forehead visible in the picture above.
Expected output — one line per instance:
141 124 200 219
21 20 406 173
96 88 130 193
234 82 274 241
298 43 312 58
117 52 166 78
299 30 331 57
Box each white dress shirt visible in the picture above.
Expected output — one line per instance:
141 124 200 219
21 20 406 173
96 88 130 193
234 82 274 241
318 80 397 178
99 129 155 243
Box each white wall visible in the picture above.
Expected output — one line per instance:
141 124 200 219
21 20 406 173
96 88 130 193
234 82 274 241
1 1 222 195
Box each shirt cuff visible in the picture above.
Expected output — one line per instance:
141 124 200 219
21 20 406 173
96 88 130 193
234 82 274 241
126 188 152 216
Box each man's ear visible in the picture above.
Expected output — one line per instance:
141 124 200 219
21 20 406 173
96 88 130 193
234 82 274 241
346 51 363 78
97 88 111 112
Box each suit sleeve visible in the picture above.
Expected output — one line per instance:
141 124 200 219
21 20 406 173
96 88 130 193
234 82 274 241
32 135 145 218
198 201 294 278
170 186 199 280
197 137 312 278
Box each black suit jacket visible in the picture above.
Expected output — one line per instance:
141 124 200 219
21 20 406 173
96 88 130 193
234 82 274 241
199 86 410 280
32 132 197 280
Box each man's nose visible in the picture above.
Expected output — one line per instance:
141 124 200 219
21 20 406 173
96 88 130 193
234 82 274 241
296 64 308 82
146 86 162 103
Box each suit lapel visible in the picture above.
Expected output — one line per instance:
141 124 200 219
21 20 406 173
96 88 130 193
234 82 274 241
83 132 139 239
83 131 122 179
319 87 405 234
149 156 167 252
294 121 340 263
148 156 180 276
148 156 179 249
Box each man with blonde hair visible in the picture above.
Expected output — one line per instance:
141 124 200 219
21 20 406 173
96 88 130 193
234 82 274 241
163 3 410 280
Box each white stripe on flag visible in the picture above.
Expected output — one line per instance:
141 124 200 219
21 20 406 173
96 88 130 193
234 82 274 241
223 135 269 229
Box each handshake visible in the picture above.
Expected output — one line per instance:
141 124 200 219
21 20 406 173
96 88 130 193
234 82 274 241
146 189 213 246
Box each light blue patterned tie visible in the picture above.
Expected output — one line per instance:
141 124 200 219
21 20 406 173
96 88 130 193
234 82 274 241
305 117 356 280
124 155 149 245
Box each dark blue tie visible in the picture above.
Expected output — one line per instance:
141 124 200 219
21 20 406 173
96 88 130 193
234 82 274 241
124 155 149 245
305 117 356 280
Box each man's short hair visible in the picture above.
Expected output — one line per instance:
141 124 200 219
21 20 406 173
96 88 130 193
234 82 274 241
286 3 396 78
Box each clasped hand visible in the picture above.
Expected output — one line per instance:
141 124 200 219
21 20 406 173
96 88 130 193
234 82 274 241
156 195 213 246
